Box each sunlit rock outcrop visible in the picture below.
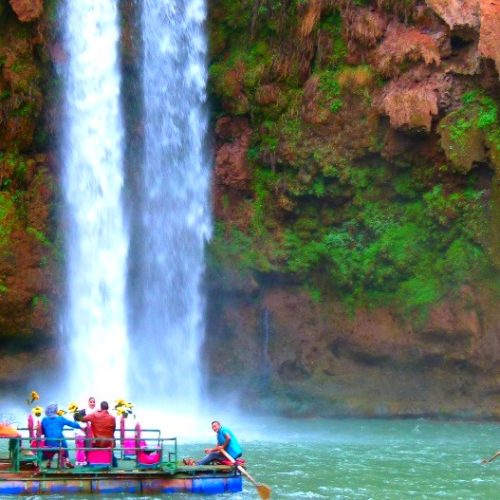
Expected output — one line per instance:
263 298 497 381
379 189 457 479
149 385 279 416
345 6 387 50
8 0 43 23
478 0 500 75
371 21 441 77
426 0 480 33
376 68 451 132
427 0 500 76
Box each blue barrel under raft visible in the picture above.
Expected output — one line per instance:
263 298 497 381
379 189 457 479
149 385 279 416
0 475 243 495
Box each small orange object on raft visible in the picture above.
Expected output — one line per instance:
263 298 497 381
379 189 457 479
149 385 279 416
0 423 20 438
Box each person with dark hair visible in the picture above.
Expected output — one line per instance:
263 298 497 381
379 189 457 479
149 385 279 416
82 401 116 448
82 401 117 466
195 421 242 466
41 403 84 468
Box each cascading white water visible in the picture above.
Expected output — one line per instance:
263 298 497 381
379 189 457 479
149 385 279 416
60 0 129 399
129 0 211 411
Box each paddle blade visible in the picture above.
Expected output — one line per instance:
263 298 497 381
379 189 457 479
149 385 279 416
257 483 272 499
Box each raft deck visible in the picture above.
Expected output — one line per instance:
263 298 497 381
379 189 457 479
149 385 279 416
0 429 242 495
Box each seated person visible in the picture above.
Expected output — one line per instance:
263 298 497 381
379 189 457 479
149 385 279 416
82 401 117 466
41 403 84 468
195 421 242 465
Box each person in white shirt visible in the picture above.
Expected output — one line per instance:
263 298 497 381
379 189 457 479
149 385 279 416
85 396 97 415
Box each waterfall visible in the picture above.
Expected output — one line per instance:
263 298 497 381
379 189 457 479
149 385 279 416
128 0 211 411
60 0 128 399
58 0 210 414
260 308 272 387
262 308 271 367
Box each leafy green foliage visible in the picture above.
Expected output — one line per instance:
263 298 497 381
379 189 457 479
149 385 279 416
251 167 279 236
440 89 500 170
12 102 35 117
330 98 342 113
27 227 52 247
449 117 472 142
208 221 280 278
283 175 488 314
209 41 273 114
319 71 341 99
210 159 490 318
318 12 347 68
206 4 497 321
0 151 29 190
0 193 15 249
477 96 498 129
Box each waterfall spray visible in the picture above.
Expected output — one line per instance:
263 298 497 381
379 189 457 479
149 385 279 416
128 0 211 412
60 0 128 399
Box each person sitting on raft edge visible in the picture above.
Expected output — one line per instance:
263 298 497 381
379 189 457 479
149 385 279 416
194 420 242 466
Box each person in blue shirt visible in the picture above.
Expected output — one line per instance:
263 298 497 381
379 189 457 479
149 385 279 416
195 420 242 465
41 403 84 468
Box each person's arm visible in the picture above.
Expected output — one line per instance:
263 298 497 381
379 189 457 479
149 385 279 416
62 417 84 431
204 433 230 453
204 429 231 454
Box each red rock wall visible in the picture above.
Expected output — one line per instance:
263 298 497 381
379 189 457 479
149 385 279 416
205 0 500 418
206 284 500 418
0 2 60 383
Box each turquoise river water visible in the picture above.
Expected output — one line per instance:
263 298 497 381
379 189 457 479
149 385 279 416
2 417 498 499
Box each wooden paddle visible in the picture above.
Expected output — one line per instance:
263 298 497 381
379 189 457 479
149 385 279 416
220 448 271 499
482 450 500 464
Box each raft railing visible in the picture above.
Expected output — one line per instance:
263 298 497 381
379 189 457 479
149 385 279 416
1 428 178 473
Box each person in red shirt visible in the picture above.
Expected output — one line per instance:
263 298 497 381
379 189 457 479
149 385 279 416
82 401 117 466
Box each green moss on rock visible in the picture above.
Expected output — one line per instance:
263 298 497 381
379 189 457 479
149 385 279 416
439 91 500 174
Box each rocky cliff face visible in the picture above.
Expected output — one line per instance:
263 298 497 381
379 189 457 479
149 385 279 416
0 0 498 417
0 0 59 385
205 0 500 417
